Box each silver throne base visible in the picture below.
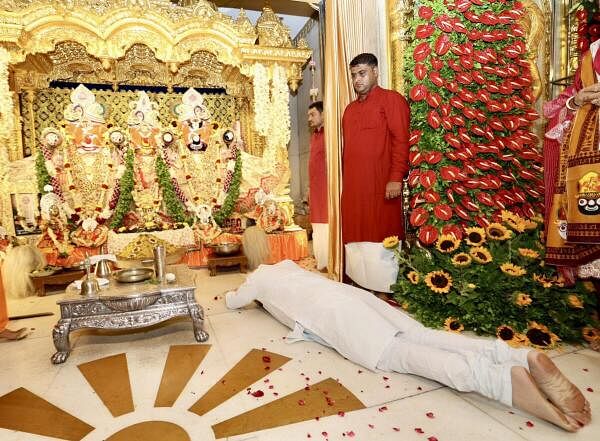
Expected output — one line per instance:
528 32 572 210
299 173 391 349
51 265 208 364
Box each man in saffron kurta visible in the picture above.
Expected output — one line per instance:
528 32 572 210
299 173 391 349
308 101 328 269
341 53 410 244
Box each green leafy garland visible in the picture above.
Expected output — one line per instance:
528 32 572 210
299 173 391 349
110 148 134 229
155 155 191 224
35 150 51 193
213 148 242 226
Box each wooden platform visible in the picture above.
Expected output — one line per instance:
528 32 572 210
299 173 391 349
31 270 85 297
207 253 248 277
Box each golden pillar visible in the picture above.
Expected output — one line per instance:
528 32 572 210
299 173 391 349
387 0 414 94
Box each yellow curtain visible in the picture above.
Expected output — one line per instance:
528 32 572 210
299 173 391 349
324 0 379 280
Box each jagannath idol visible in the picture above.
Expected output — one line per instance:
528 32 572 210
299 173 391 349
38 85 116 251
117 91 174 231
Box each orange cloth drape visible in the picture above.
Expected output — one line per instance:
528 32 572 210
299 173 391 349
266 230 309 264
0 265 8 332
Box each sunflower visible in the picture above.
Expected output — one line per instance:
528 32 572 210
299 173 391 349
436 234 460 253
513 292 532 307
501 210 526 232
582 326 600 343
486 223 512 240
424 270 453 294
523 220 539 230
500 262 527 277
407 271 420 285
469 246 493 264
496 325 516 342
451 253 472 267
382 236 399 249
444 317 464 333
518 248 540 259
583 281 596 293
533 273 554 288
567 294 584 309
465 227 486 246
526 322 560 348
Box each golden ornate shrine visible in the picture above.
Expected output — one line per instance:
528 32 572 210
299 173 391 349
0 0 311 238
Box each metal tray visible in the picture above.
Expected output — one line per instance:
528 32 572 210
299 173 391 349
113 267 154 283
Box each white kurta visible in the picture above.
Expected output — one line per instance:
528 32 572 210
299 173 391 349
226 260 530 406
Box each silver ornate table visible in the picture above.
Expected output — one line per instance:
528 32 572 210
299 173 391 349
51 265 208 364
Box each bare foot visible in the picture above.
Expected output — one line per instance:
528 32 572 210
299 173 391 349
0 327 28 341
528 351 591 426
511 366 580 431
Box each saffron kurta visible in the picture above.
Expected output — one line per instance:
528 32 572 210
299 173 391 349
308 127 327 223
341 86 410 244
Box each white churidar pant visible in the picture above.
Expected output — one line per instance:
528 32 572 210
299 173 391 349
311 223 329 270
226 260 530 408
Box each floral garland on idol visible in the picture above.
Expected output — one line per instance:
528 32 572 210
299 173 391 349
253 62 292 165
390 0 598 348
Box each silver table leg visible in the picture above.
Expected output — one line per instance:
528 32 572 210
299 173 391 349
51 319 71 364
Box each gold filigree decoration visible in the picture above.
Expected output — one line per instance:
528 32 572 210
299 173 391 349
256 6 292 48
114 44 170 87
47 41 113 84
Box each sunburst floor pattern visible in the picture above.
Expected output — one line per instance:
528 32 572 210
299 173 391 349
0 346 365 440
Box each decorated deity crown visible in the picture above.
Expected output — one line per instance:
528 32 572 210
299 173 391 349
578 172 600 195
174 88 210 122
128 91 160 127
64 84 106 124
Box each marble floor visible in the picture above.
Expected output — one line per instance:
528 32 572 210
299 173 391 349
0 267 599 441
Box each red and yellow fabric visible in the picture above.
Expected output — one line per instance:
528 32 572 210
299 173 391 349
546 48 600 266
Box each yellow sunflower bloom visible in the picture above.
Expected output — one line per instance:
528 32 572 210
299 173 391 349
523 220 539 230
501 211 526 232
582 326 600 343
382 236 399 249
508 333 530 348
533 273 554 288
513 292 532 307
469 246 493 264
407 271 420 285
424 270 453 294
518 248 539 259
444 317 464 333
500 262 527 277
583 281 596 293
451 252 472 267
486 223 512 240
436 234 460 253
567 294 584 309
526 322 560 348
465 227 486 246
496 325 516 342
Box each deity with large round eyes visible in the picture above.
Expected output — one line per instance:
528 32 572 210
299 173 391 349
42 128 63 149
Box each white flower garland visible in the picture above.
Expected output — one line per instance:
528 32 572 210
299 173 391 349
269 64 291 150
253 63 270 136
0 47 14 138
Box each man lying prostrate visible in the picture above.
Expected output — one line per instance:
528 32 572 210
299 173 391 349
226 260 591 432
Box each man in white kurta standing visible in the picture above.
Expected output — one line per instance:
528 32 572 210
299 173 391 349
226 260 591 432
